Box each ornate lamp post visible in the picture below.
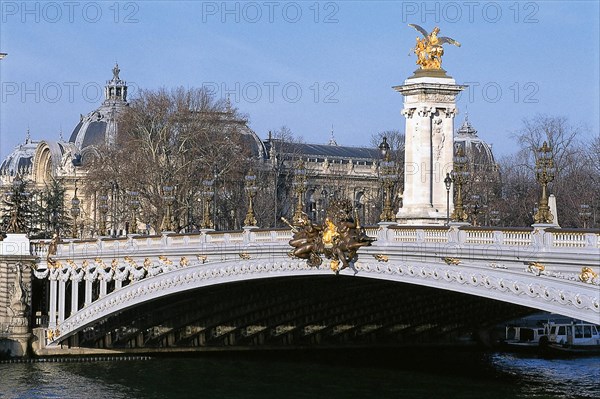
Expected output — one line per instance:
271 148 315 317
128 189 140 234
444 173 452 225
378 137 397 222
71 187 81 238
579 204 591 228
450 146 469 222
244 169 258 227
201 179 214 229
162 185 175 232
98 192 109 236
292 159 307 225
533 141 555 224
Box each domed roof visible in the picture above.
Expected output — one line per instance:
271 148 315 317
454 116 497 172
204 98 267 160
69 64 128 151
0 131 38 177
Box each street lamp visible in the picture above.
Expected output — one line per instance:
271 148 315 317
71 187 81 238
378 137 397 223
244 169 258 227
450 146 469 222
201 179 214 229
533 141 555 224
292 159 307 225
579 204 591 228
444 173 452 225
162 185 175 232
128 189 140 234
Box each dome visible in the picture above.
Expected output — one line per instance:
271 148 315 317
203 98 267 160
69 63 128 152
454 116 497 173
0 131 38 178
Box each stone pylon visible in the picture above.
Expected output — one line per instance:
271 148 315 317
394 70 465 225
0 234 36 358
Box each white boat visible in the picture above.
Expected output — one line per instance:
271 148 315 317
504 324 549 351
542 321 600 355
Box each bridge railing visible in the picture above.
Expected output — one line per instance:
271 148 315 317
30 226 600 260
30 228 295 262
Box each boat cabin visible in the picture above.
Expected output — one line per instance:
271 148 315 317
505 325 547 344
548 322 600 347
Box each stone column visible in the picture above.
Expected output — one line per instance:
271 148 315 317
100 280 107 298
394 73 465 225
58 280 66 324
84 279 93 307
71 278 79 316
48 278 57 329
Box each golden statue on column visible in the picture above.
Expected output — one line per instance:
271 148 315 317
409 24 461 70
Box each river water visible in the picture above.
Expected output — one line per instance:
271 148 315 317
1 348 598 398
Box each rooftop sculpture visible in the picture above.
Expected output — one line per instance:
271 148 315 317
409 24 461 70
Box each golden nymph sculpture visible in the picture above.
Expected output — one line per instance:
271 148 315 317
409 24 461 70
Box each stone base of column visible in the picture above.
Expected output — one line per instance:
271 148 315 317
396 207 446 225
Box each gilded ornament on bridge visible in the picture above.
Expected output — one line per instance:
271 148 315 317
579 267 599 284
373 254 389 262
196 254 208 264
46 328 60 341
409 24 460 70
526 261 546 276
239 252 251 260
285 199 375 274
443 257 461 265
158 255 173 265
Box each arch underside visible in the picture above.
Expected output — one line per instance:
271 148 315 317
56 274 538 350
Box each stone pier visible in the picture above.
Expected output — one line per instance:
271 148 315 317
394 70 465 225
0 234 36 358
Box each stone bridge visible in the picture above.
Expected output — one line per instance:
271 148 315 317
29 224 599 352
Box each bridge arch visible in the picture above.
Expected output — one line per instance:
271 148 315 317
31 226 599 349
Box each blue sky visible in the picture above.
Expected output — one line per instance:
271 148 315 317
1 1 599 160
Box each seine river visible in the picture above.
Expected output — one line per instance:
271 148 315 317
1 348 598 398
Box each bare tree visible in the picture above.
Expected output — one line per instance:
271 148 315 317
494 152 537 227
84 87 253 233
504 114 597 227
